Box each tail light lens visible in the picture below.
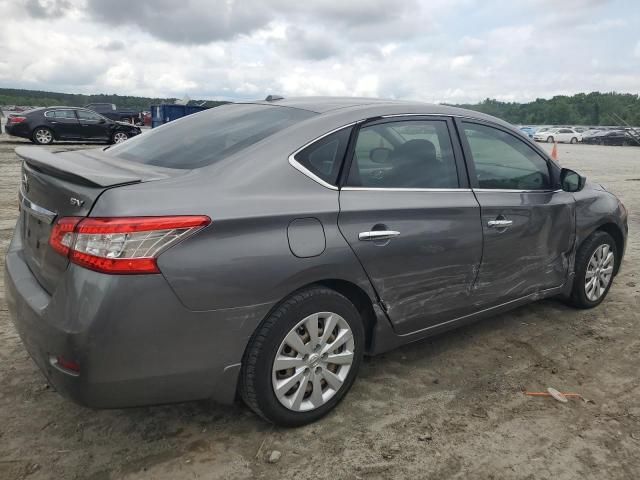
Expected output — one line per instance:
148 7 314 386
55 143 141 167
8 116 27 124
49 216 211 274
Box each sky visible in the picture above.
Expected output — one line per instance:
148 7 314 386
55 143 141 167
0 0 638 104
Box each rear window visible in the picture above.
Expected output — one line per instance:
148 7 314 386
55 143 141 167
106 104 316 169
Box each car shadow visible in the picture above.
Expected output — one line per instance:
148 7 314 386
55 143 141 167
106 297 575 428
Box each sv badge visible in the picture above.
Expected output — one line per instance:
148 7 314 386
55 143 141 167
70 197 85 207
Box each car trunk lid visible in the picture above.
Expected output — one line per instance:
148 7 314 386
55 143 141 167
16 146 178 294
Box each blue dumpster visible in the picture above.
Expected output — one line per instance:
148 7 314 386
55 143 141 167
151 104 208 128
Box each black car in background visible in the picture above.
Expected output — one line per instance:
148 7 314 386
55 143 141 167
3 107 141 145
582 130 639 146
84 103 142 124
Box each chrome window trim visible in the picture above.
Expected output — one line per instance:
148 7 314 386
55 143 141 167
342 187 472 193
473 188 563 193
19 189 57 224
288 121 360 191
44 109 76 119
381 113 449 118
381 113 498 123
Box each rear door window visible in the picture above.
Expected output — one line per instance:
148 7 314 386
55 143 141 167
55 110 78 120
107 104 316 169
346 120 459 189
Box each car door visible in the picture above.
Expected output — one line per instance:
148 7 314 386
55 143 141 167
560 128 578 143
337 117 483 335
45 109 82 139
75 109 111 140
458 120 575 307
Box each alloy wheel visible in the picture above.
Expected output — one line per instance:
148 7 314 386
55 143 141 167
272 312 355 412
35 129 53 144
585 244 614 301
113 132 128 144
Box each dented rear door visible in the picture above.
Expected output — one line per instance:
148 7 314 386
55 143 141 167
337 116 483 335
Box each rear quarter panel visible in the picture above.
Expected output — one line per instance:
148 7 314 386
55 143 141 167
90 128 377 312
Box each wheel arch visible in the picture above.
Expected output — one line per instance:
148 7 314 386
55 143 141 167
594 223 624 275
314 279 378 353
32 124 58 141
580 222 624 275
245 279 380 362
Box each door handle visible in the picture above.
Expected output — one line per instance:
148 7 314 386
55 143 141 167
358 230 401 241
487 219 513 228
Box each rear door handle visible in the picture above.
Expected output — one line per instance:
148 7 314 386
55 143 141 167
358 230 401 241
487 219 513 228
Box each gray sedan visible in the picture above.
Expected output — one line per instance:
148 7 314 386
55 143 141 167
5 97 628 426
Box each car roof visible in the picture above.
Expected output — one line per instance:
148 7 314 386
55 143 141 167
243 96 515 130
26 106 81 112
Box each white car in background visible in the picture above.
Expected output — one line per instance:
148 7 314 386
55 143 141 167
534 128 582 144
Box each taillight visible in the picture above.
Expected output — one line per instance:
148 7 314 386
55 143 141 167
8 116 27 124
49 217 81 256
49 216 211 274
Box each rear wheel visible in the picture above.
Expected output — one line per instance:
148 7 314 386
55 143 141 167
32 127 54 145
547 136 554 143
240 286 364 426
569 231 617 308
112 131 129 144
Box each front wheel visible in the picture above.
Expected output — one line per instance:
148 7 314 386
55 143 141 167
570 137 578 144
240 286 364 426
569 231 617 308
112 131 129 144
32 127 54 145
547 136 554 143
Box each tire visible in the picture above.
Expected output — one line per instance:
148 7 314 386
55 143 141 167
547 136 554 143
569 231 617 309
570 137 578 144
32 127 54 145
112 131 129 144
240 286 364 426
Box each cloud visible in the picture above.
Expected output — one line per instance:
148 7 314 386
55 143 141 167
23 0 73 19
274 26 340 60
1 0 639 104
80 0 431 45
84 0 273 44
99 39 126 51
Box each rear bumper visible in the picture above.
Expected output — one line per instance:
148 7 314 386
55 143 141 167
4 123 30 138
4 221 270 408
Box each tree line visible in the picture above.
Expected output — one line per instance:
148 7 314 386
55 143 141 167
1 88 638 126
0 88 227 111
452 92 640 126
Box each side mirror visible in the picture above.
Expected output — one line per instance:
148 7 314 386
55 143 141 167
99 118 106 124
370 147 391 163
560 168 586 192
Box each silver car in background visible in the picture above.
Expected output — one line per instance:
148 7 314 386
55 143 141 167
5 97 627 426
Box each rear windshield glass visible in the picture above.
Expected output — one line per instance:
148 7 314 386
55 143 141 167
106 104 316 169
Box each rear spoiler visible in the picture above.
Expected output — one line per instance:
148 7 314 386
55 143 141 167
15 146 171 188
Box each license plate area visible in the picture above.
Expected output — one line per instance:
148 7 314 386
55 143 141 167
20 206 69 294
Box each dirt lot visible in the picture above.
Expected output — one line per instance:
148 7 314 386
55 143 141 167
0 136 638 480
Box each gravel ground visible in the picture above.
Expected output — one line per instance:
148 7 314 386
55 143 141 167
0 136 638 480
